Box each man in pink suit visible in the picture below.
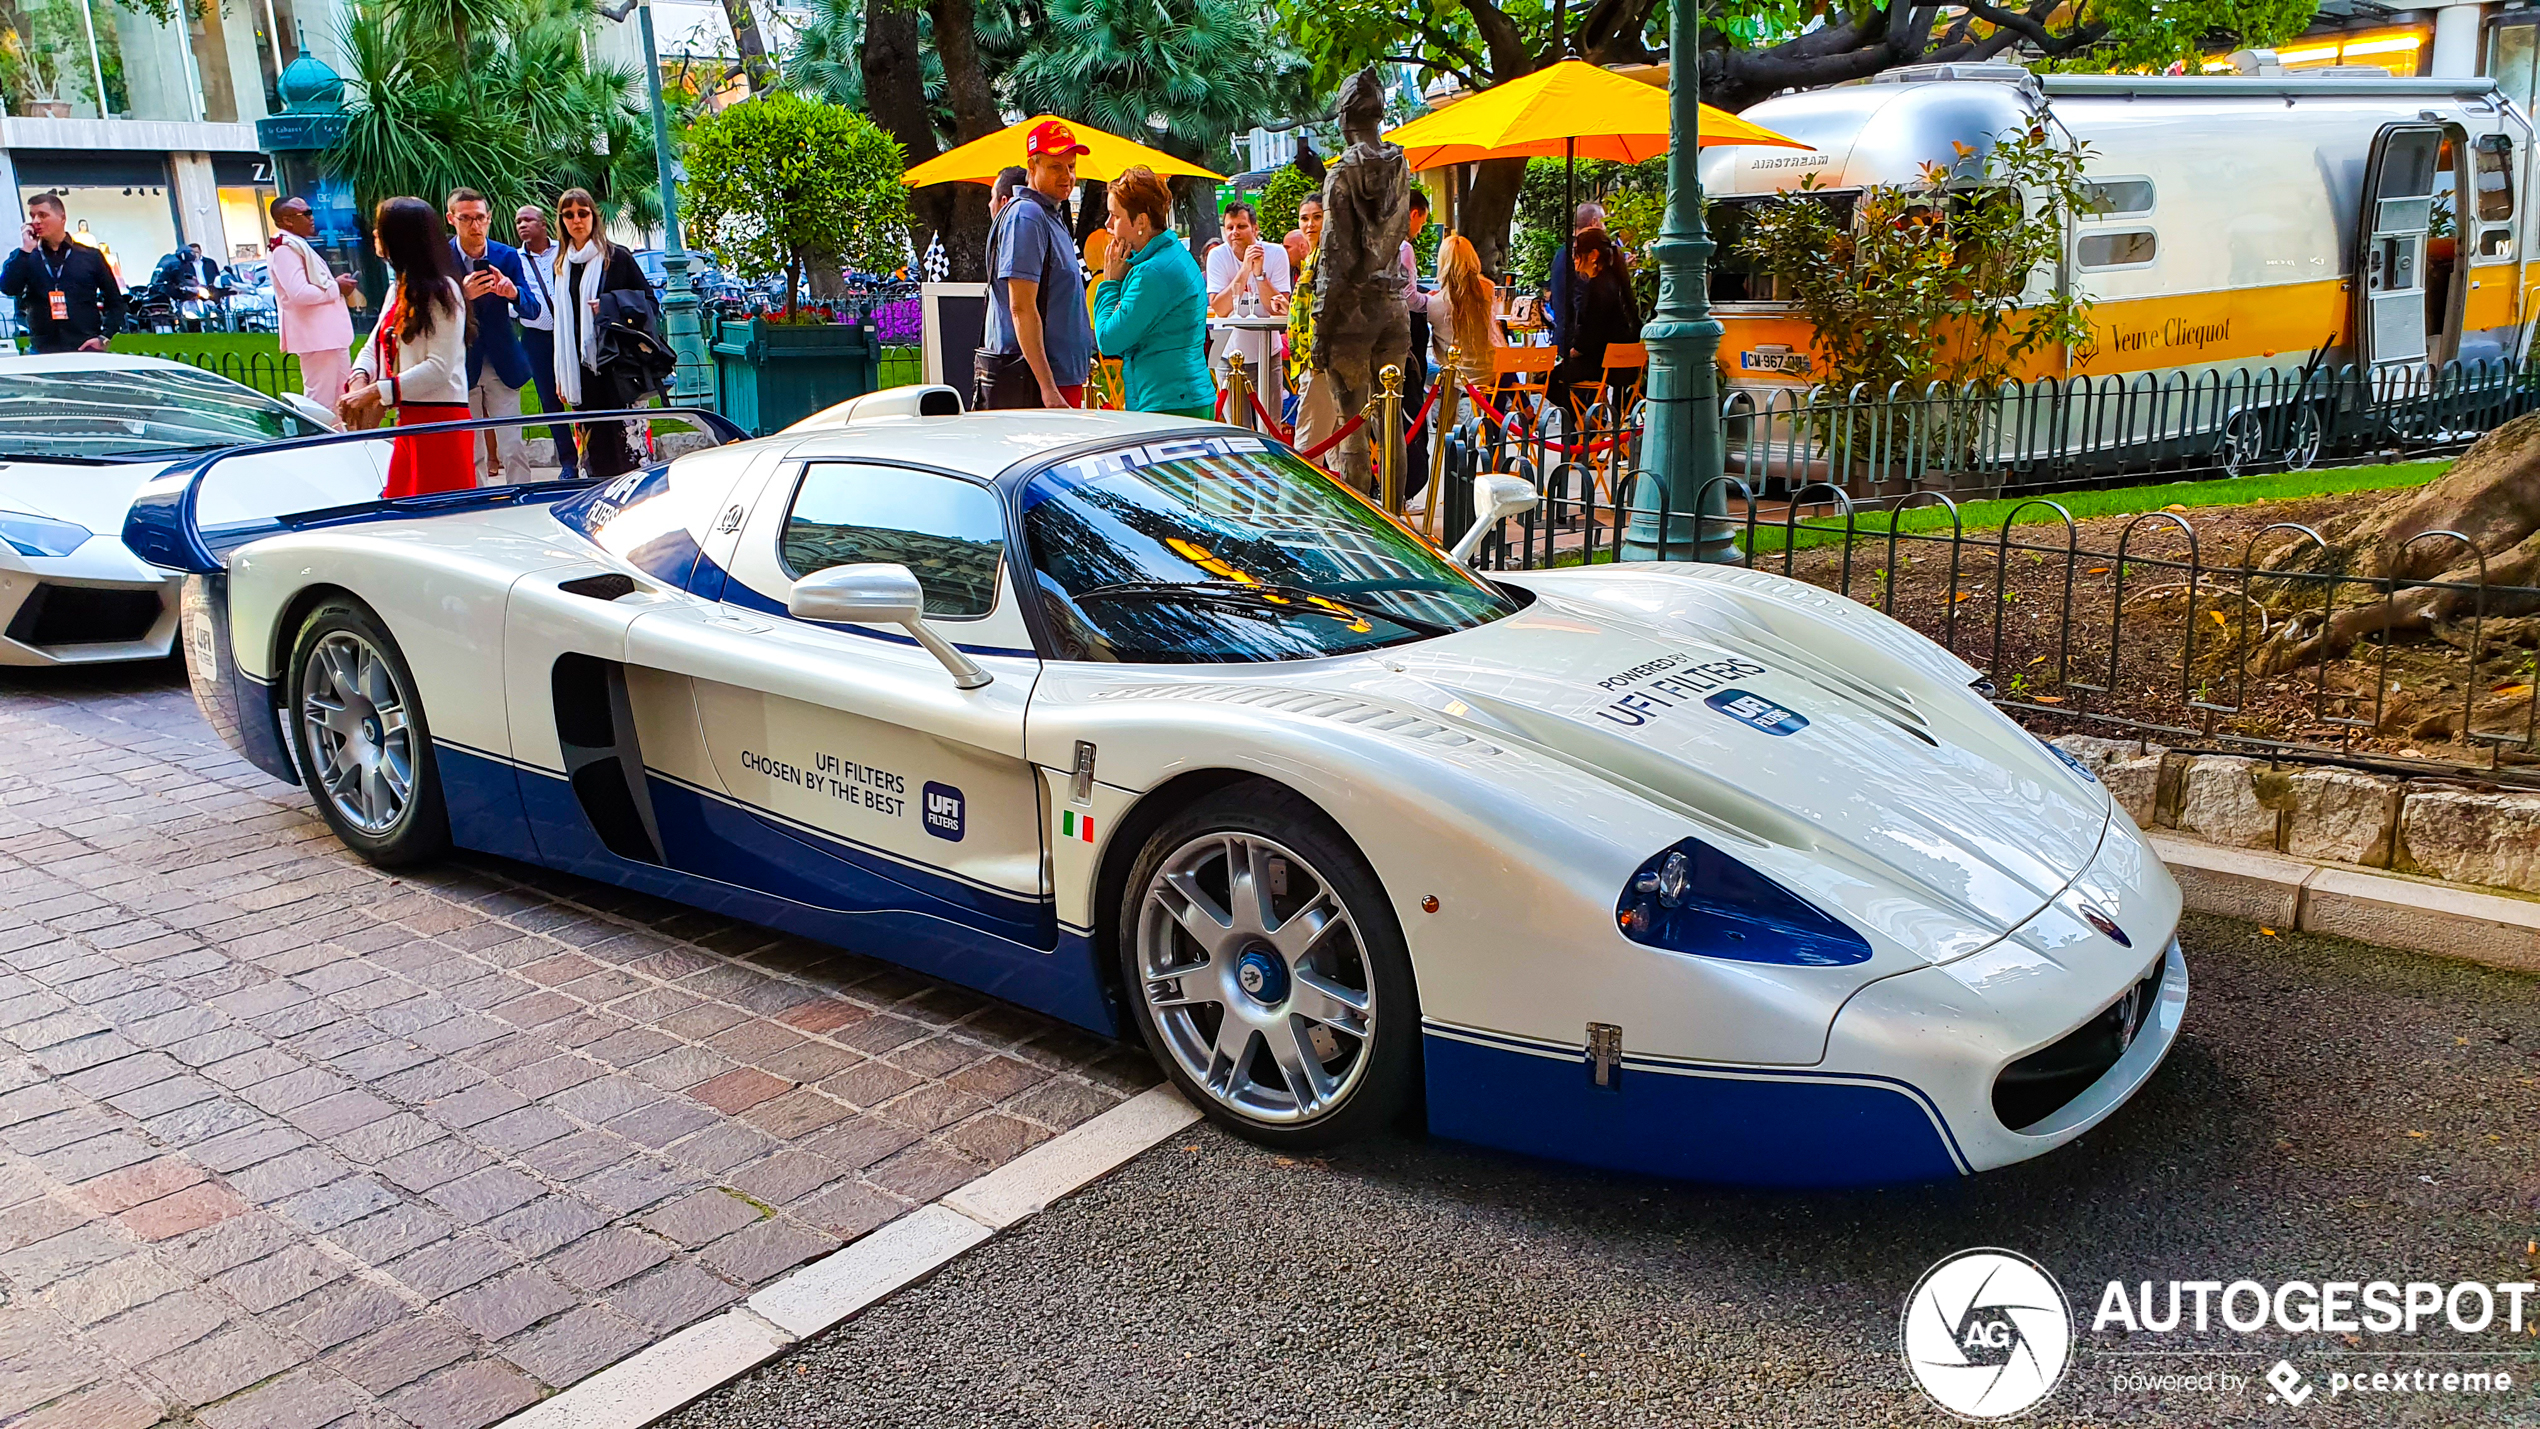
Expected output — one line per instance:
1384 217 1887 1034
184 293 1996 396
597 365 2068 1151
267 194 357 422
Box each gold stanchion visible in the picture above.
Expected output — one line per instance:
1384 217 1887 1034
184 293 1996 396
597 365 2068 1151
1372 364 1404 513
1424 347 1460 540
1225 352 1252 432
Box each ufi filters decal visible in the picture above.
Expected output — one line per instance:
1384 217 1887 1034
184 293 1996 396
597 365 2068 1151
1704 689 1808 736
921 781 965 842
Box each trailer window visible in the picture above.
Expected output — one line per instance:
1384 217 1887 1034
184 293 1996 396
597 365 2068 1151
2077 230 2157 269
2474 142 2512 222
1712 191 1856 303
2083 179 2155 217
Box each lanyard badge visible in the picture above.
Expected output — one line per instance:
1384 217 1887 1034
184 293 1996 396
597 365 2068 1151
47 289 68 321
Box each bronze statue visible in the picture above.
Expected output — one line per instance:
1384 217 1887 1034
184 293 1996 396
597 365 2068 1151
1307 67 1409 492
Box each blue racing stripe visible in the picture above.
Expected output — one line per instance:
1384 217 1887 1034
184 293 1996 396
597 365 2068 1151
1421 1028 1964 1188
491 754 1111 1032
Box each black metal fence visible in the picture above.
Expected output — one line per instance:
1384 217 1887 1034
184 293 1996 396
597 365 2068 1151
152 347 306 398
1436 357 2540 787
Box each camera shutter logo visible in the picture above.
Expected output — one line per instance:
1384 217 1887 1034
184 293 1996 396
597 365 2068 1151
1901 1248 2073 1419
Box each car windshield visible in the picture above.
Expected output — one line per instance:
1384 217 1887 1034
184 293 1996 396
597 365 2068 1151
0 366 323 460
1022 434 1520 663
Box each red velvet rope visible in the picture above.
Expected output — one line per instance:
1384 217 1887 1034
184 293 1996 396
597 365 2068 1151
1461 383 1623 457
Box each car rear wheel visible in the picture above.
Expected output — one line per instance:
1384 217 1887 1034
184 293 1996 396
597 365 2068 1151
288 599 449 867
1118 784 1418 1148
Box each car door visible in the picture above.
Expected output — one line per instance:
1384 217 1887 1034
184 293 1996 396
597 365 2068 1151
2355 122 2447 369
623 457 1052 950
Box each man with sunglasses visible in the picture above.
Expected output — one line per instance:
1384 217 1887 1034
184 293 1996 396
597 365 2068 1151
267 194 359 421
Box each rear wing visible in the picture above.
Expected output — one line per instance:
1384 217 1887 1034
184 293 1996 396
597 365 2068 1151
122 407 750 576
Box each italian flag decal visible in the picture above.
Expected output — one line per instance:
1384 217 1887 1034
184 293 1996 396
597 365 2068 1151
1061 810 1095 843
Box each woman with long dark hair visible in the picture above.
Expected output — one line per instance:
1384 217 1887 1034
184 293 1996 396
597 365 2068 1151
1548 226 1640 407
341 196 474 497
548 188 655 479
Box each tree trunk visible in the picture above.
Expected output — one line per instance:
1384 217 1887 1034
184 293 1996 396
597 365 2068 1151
786 253 802 320
862 0 956 281
1075 180 1108 247
942 186 990 283
1458 156 1528 276
928 0 1002 144
2256 411 2540 671
1173 176 1221 250
926 0 1001 282
719 0 779 96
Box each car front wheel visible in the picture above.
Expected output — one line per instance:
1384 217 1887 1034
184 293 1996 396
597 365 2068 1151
1118 784 1418 1148
288 599 449 867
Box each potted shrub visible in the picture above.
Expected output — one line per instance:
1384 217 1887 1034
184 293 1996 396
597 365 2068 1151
686 94 911 434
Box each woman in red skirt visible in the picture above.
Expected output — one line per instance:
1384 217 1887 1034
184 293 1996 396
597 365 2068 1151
340 196 474 497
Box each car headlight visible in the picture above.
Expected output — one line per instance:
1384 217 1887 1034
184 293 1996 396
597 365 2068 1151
1615 838 1872 967
0 512 92 558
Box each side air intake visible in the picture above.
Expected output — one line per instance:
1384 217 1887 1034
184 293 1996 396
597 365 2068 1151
550 654 664 864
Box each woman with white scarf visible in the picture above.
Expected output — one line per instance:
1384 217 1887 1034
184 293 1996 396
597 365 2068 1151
548 188 654 479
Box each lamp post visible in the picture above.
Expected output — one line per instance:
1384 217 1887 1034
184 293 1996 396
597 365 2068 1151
637 0 715 407
1623 0 1736 562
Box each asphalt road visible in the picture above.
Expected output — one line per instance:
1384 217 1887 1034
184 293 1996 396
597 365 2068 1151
665 912 2540 1429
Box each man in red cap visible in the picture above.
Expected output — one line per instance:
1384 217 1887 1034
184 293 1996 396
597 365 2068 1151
973 119 1094 409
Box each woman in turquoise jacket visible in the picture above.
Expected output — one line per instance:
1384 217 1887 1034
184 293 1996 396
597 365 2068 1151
1093 166 1214 419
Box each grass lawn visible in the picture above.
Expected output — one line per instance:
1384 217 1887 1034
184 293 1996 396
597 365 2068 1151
109 332 302 360
1736 459 2452 554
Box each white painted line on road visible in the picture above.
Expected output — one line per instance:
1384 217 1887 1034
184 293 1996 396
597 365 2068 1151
494 1084 1200 1429
942 1083 1203 1230
747 1204 991 1338
499 1306 792 1429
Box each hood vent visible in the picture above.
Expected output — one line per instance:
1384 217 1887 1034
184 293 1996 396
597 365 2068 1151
1431 685 1820 851
1095 683 1504 756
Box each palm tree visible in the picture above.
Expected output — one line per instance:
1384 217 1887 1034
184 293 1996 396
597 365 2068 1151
329 0 656 227
1003 0 1311 167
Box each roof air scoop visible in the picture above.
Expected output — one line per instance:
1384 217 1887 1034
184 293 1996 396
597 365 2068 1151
785 385 965 433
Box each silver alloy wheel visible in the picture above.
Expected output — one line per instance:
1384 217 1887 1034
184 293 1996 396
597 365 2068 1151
1136 831 1376 1125
299 629 416 837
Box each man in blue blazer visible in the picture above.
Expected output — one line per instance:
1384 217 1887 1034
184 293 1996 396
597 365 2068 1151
447 187 543 484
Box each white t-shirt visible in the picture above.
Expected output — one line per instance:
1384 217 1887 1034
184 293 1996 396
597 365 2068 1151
1204 239 1292 394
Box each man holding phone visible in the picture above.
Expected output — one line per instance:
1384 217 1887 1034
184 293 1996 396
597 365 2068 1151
0 194 125 354
445 187 541 483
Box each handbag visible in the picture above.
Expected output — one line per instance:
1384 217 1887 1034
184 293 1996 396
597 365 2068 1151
972 202 1063 409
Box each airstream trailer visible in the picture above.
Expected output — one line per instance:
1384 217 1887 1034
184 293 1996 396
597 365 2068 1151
1700 65 2538 482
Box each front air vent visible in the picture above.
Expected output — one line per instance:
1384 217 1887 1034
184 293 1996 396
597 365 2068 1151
6 584 165 646
1993 951 2167 1131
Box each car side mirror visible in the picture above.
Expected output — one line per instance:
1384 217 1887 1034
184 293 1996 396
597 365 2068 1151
1450 473 1541 565
787 563 991 690
281 393 337 429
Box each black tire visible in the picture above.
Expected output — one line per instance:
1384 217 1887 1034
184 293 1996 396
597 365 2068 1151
1115 781 1420 1150
286 598 450 867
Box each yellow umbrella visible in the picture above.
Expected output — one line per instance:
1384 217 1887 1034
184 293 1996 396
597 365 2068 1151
1384 60 1808 170
901 114 1228 187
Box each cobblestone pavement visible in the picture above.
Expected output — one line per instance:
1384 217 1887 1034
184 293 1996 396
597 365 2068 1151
0 659 1152 1429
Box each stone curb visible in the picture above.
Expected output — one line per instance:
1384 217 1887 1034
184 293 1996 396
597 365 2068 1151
494 1085 1202 1429
2153 834 2540 975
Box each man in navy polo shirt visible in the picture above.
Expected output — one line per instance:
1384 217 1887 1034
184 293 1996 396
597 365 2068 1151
978 120 1093 409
